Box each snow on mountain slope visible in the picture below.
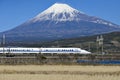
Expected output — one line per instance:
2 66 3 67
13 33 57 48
32 3 84 22
31 3 118 27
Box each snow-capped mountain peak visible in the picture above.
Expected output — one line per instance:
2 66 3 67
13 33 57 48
41 3 79 14
32 3 84 22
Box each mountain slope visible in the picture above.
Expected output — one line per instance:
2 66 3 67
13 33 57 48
0 3 120 42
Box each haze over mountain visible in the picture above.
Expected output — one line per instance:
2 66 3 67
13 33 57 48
0 3 120 43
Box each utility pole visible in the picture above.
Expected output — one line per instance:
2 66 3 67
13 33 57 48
0 39 1 47
96 35 104 54
3 34 5 54
88 42 91 52
100 35 104 54
96 36 99 54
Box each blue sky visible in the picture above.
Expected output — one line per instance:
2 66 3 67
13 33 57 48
0 0 120 32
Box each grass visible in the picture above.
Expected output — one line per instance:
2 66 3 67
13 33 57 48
0 65 120 80
1 74 120 80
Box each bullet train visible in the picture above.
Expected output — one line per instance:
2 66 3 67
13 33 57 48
0 47 91 54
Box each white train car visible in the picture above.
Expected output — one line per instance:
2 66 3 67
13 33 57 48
41 48 91 54
0 47 91 54
0 47 40 54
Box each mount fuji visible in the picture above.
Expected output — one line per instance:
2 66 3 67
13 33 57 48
1 3 120 43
